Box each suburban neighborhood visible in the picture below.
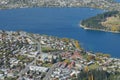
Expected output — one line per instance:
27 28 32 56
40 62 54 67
0 30 120 80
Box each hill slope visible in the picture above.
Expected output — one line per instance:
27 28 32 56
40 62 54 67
81 11 120 33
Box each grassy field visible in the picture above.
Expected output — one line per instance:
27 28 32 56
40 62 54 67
101 16 120 31
42 63 53 67
88 63 99 70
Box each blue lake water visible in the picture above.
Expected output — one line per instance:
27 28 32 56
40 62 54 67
115 0 120 2
0 8 120 57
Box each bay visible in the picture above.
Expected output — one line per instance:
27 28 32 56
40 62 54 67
0 8 119 57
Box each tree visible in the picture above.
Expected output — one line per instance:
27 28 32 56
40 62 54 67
64 59 70 64
84 66 89 72
58 54 62 62
103 54 111 58
51 56 55 64
75 40 81 49
87 55 95 61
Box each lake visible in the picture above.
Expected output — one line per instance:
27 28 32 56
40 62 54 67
0 8 119 57
115 0 120 2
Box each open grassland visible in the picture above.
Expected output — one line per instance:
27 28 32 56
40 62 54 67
101 16 120 31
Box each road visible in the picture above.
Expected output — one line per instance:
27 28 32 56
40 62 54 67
18 34 42 80
18 34 57 80
43 63 58 80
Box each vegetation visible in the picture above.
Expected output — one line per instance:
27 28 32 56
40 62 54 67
74 40 81 49
41 47 57 52
88 64 99 70
81 11 120 32
4 77 17 80
101 16 120 31
96 53 111 58
77 70 120 80
42 63 53 67
58 54 62 62
64 59 71 64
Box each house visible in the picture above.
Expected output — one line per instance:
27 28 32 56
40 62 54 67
40 54 52 62
26 38 34 44
0 74 4 80
29 51 39 57
70 70 80 77
10 58 19 66
29 66 49 73
7 72 14 77
67 62 75 69
87 61 94 66
71 52 82 60
61 62 68 68
40 53 56 63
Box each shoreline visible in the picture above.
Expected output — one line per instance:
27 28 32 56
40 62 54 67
80 23 120 34
1 29 119 58
0 2 119 11
0 6 104 10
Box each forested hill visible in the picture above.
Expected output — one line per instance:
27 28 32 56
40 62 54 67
81 11 120 33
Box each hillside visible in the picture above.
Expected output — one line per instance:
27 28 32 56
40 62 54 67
81 11 120 33
101 15 120 31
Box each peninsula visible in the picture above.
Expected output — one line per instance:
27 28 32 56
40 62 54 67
80 11 120 33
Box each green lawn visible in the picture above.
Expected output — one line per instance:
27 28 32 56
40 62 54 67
88 63 99 70
42 63 53 67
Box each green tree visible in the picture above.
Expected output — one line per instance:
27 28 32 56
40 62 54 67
58 54 62 62
51 56 55 64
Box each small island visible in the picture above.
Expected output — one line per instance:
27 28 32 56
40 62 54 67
80 11 120 33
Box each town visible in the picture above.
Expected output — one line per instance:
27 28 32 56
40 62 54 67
0 30 120 80
0 0 120 11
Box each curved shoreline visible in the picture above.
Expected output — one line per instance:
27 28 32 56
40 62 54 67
80 23 120 34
